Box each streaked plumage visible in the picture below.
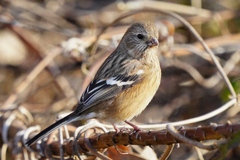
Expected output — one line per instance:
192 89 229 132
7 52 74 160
26 21 161 147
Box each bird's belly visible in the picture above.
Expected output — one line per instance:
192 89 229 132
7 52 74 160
100 75 160 123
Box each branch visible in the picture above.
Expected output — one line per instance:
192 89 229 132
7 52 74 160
1 110 240 158
47 123 240 156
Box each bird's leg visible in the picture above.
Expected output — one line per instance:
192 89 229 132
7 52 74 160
124 120 142 133
112 124 120 134
112 124 120 143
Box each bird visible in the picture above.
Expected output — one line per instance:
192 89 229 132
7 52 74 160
26 20 161 147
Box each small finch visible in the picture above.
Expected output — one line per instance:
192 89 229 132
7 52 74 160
26 20 161 146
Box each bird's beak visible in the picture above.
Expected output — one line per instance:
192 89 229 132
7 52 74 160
148 37 159 47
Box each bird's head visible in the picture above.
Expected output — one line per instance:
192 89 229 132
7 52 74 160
120 21 159 59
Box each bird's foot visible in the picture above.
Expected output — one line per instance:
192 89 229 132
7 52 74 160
111 124 129 155
112 124 130 143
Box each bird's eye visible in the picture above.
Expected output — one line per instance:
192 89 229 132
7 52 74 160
137 34 144 39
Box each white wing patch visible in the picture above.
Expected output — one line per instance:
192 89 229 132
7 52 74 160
106 77 135 86
137 70 144 75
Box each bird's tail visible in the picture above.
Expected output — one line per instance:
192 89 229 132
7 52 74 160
25 112 78 147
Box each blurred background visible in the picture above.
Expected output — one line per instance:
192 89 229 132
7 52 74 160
0 0 240 159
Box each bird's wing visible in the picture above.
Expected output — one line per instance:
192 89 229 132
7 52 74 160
78 68 144 113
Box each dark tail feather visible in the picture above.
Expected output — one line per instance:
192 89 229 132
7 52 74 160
26 112 76 147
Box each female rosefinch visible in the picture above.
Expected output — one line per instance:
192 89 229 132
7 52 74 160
26 20 161 146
